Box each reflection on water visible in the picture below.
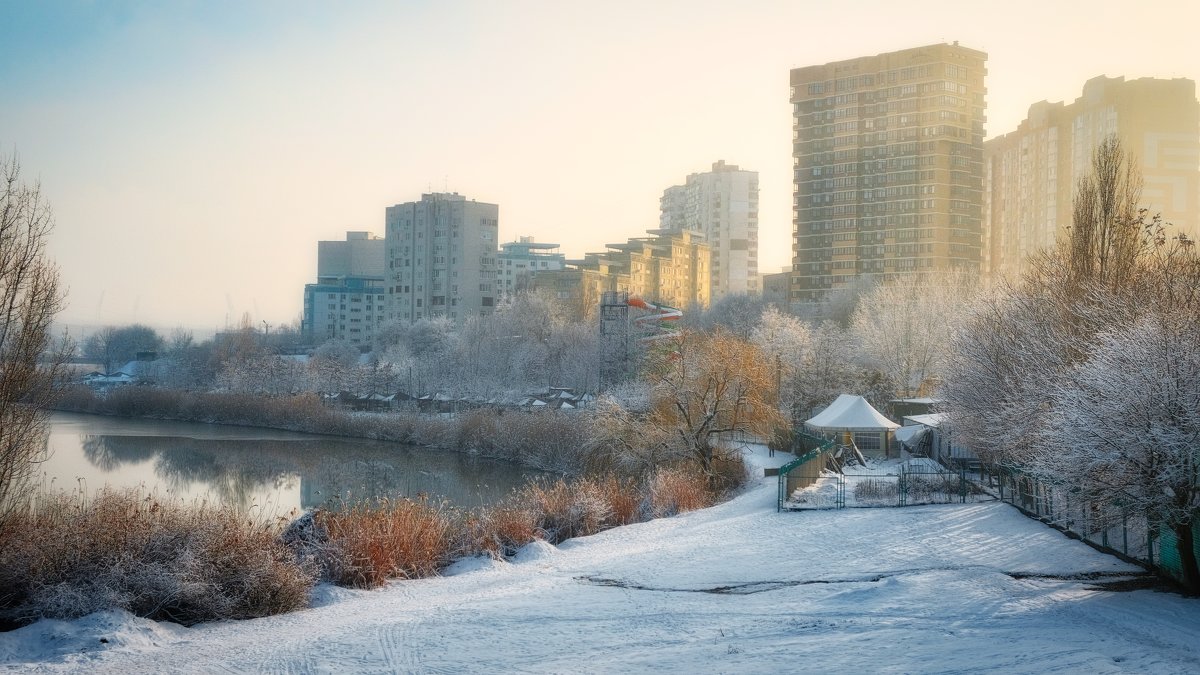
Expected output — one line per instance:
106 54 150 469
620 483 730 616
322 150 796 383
43 412 542 513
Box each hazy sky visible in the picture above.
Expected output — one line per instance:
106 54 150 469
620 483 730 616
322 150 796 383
2 0 1197 333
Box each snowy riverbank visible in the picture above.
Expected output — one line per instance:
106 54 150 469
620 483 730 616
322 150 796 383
3 445 1199 673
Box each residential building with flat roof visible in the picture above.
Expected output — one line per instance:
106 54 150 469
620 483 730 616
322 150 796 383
790 42 988 303
302 231 387 346
660 160 759 299
385 193 499 323
497 236 566 302
535 228 711 311
983 76 1200 280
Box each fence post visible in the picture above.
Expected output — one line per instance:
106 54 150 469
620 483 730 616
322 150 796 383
1122 511 1129 556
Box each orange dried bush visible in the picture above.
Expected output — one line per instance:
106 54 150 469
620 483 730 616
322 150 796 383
471 503 538 557
648 468 713 517
313 497 457 588
585 474 644 526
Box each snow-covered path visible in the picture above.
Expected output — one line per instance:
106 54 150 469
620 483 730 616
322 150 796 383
4 447 1199 674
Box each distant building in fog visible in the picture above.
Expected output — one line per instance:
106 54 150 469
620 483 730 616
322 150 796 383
303 231 386 346
760 266 791 309
497 237 565 302
317 230 386 278
535 228 711 311
790 42 988 304
385 193 499 323
660 160 759 299
983 76 1200 281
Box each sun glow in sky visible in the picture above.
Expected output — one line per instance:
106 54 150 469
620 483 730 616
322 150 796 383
2 0 1197 332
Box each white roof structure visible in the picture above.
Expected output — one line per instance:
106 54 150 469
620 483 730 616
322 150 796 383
903 413 947 428
895 425 929 445
805 394 900 433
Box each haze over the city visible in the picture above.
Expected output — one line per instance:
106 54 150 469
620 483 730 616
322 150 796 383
2 0 1197 331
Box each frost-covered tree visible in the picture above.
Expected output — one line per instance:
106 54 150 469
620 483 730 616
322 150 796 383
306 339 360 393
83 324 163 373
943 136 1200 589
1037 312 1200 590
751 307 810 418
945 136 1169 461
851 270 978 397
789 322 858 423
684 294 766 340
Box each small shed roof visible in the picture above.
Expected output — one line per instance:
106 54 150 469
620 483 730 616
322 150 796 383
903 413 947 428
805 394 900 433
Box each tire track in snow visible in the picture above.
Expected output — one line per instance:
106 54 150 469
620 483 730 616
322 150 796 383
579 568 1156 595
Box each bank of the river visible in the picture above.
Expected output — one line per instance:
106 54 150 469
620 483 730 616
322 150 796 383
41 411 546 513
55 385 590 475
7 446 1196 674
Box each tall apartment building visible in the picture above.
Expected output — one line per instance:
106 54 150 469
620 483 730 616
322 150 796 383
385 193 499 323
535 228 711 311
983 76 1200 280
497 237 566 302
790 43 988 303
660 160 759 299
302 231 387 346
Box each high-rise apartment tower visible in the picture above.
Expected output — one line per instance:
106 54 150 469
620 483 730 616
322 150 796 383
983 76 1200 280
385 193 499 323
660 160 759 299
790 43 988 303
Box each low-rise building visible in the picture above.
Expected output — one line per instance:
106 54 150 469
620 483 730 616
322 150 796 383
302 231 387 346
497 236 565 302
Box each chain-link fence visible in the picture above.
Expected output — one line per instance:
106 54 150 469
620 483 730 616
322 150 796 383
990 465 1164 568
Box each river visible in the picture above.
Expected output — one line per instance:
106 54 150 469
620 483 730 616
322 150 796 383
39 412 546 515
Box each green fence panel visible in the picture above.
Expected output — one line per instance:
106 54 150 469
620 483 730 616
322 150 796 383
1157 520 1200 583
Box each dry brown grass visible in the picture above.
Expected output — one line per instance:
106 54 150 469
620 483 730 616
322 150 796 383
0 489 314 627
648 468 714 517
312 497 457 588
584 475 644 526
471 504 538 557
468 474 646 555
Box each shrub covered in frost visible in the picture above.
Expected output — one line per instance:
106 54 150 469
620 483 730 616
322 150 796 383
0 489 314 627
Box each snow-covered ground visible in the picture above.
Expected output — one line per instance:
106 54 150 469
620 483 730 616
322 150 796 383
4 446 1199 674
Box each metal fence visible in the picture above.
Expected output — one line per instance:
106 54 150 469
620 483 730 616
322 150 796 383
777 449 1199 586
776 433 834 512
778 434 986 511
990 465 1170 569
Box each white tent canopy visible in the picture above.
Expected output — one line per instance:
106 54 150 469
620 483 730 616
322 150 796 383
805 394 900 433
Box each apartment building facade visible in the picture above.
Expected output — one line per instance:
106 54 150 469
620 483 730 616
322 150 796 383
302 231 387 346
790 43 988 303
497 237 566 302
535 228 711 311
385 193 499 323
660 160 759 299
983 76 1200 280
